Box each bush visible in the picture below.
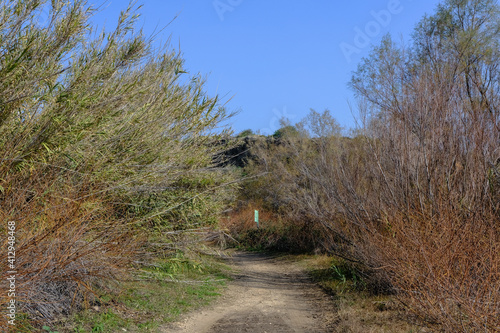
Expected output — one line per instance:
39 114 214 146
240 1 500 329
0 0 235 328
221 203 323 253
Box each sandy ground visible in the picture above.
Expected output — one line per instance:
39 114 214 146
163 252 336 333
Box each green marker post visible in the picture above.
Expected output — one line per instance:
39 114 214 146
254 210 259 228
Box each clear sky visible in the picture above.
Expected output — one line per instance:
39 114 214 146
92 0 442 135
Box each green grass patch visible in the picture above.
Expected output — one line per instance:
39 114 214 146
55 251 231 332
307 256 366 295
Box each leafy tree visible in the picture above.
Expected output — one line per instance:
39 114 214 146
272 125 299 139
237 129 254 137
296 109 342 138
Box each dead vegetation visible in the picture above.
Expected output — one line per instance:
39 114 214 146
1 0 499 332
232 1 500 331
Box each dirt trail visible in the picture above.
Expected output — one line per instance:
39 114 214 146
164 252 336 333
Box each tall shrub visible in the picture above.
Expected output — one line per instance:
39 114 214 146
0 0 235 327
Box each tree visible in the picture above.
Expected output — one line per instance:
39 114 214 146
348 0 500 331
0 0 235 325
272 125 299 139
296 109 343 138
237 129 255 137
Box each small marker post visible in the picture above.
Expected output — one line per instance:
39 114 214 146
254 210 259 228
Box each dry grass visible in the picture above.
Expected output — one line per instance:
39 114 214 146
295 255 430 333
221 202 324 252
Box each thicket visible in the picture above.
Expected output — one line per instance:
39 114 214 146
0 0 236 329
236 0 500 331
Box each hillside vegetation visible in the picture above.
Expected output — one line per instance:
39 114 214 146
0 0 237 331
1 0 499 332
226 0 500 331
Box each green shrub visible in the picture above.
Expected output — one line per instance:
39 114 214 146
0 0 236 329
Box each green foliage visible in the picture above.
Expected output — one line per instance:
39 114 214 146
0 0 237 328
56 252 230 332
42 326 59 333
143 252 215 280
85 310 121 333
237 129 254 137
272 125 299 139
296 109 343 138
308 257 366 295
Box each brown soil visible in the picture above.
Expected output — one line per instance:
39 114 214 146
164 252 337 333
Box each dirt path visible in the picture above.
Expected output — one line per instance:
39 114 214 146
164 252 336 333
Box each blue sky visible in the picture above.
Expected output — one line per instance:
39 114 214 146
92 0 442 135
